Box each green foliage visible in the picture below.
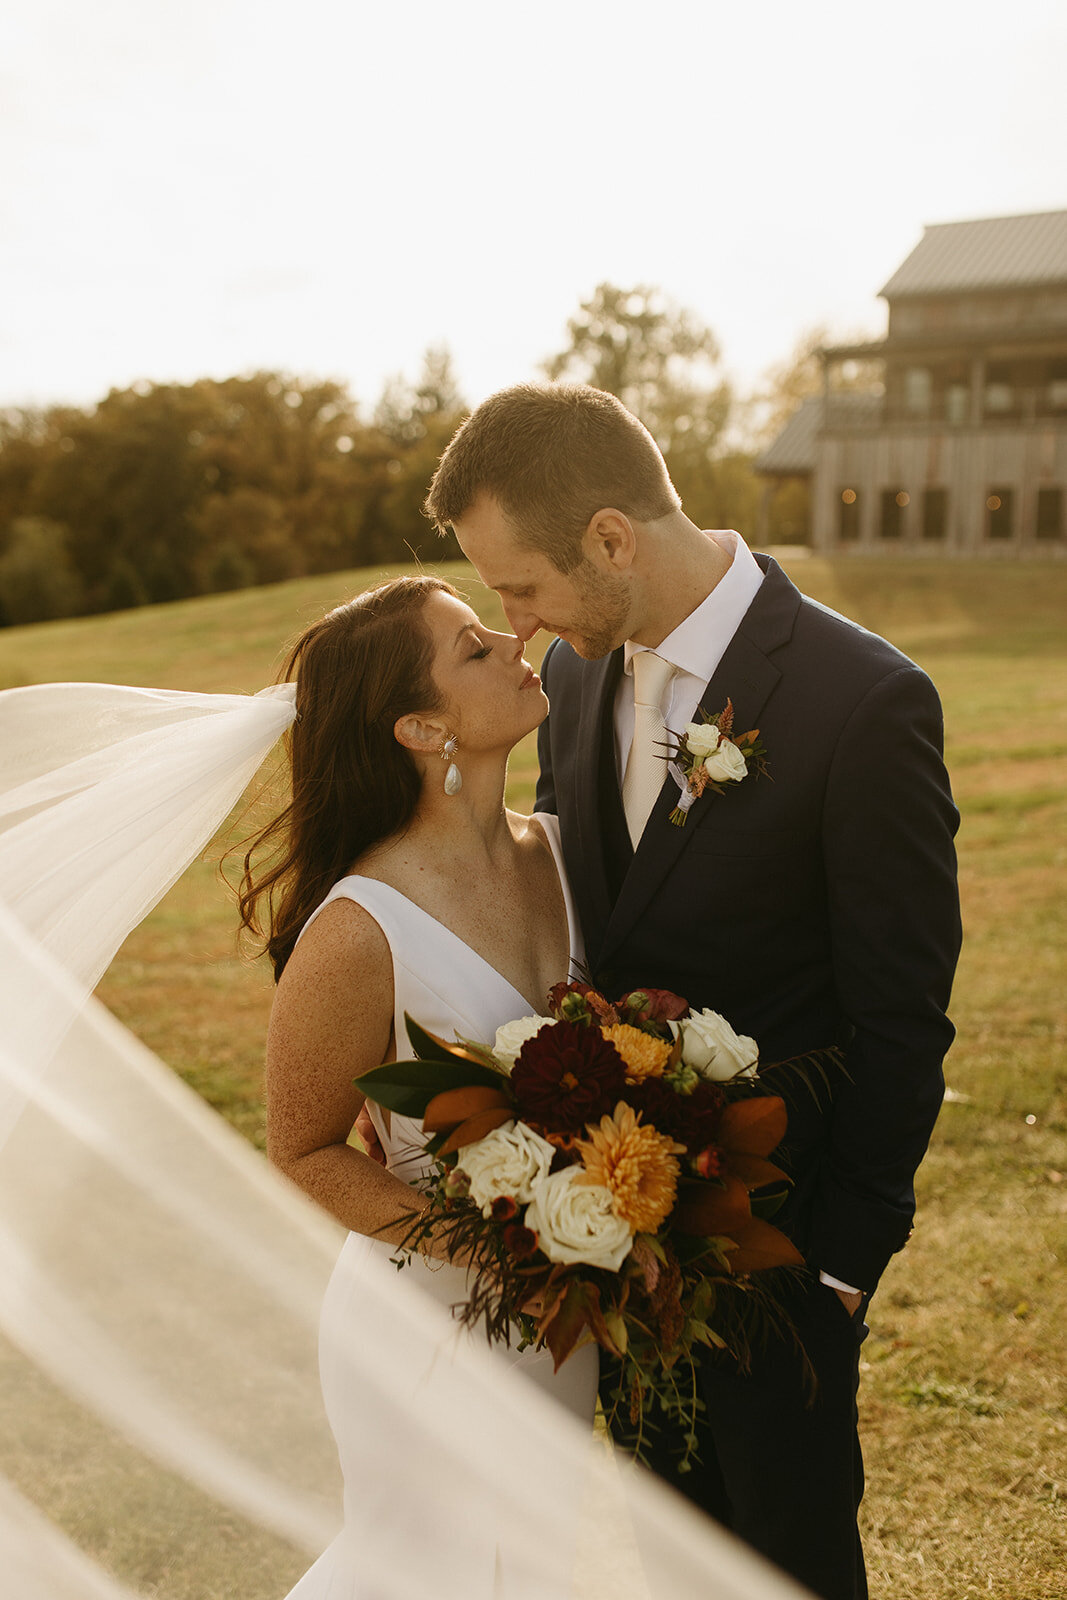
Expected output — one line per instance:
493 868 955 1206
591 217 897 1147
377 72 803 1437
0 352 467 626
0 516 84 623
542 282 743 528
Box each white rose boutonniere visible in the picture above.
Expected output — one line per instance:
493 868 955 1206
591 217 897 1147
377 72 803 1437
457 1120 557 1216
701 737 749 785
670 1008 759 1081
667 698 769 826
679 722 722 760
524 1167 634 1271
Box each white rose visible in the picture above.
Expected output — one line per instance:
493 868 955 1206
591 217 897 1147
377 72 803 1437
457 1120 557 1216
493 1015 554 1070
670 1008 759 1081
524 1168 633 1272
682 721 724 759
702 737 748 785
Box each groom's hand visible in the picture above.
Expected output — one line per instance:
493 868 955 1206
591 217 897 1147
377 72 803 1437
354 1104 386 1165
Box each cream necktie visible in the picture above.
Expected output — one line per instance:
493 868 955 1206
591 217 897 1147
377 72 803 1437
622 650 676 847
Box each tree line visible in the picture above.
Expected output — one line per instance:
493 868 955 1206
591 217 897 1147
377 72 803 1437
0 287 834 626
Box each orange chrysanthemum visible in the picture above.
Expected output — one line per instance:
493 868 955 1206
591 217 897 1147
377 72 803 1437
601 1023 671 1084
576 1102 684 1233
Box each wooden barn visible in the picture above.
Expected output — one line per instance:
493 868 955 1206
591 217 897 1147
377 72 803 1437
755 210 1067 555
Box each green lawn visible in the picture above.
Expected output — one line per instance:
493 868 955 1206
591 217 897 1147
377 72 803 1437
1 554 1065 1598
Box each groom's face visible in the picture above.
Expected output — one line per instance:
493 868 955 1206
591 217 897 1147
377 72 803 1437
453 495 632 659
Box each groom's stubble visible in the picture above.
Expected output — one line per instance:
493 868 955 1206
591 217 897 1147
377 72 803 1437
563 559 632 659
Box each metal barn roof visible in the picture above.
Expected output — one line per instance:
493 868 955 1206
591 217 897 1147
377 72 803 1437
754 395 882 475
753 398 824 474
880 210 1067 298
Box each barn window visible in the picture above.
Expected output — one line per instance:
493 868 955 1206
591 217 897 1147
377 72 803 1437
922 489 948 541
1036 488 1063 541
838 488 860 542
879 489 906 539
986 489 1015 540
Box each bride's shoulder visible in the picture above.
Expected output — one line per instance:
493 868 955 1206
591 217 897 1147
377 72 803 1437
284 892 390 986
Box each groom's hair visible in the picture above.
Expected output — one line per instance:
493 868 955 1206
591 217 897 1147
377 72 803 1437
424 384 680 573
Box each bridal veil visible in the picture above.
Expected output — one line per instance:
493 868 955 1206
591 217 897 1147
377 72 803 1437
0 680 806 1599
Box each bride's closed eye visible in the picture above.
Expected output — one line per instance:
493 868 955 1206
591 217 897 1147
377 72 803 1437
470 644 492 660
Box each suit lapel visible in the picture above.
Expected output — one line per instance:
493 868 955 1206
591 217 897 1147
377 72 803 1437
597 557 800 968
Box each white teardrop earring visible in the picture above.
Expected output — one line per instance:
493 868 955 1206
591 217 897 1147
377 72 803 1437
441 735 462 796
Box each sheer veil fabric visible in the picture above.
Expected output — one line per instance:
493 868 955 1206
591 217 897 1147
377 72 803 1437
0 682 807 1600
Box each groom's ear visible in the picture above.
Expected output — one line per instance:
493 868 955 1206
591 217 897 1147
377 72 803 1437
585 508 637 572
393 712 450 757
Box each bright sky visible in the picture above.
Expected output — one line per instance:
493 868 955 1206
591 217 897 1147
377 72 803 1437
2 0 1065 417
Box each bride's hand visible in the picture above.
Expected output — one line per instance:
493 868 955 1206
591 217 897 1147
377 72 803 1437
354 1104 386 1165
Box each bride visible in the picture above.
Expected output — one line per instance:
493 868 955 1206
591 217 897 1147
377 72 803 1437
238 573 599 1595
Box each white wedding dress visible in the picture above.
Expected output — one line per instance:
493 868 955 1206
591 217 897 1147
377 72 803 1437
285 813 600 1600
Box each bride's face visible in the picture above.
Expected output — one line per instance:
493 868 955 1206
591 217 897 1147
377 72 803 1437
422 590 548 752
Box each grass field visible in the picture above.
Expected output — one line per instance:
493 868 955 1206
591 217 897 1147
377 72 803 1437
1 554 1065 1598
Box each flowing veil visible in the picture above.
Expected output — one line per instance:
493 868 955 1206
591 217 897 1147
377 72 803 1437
0 681 808 1599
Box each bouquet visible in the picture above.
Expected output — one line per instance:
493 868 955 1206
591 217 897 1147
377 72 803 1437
358 980 828 1468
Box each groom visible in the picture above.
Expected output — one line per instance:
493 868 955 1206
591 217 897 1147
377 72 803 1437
425 383 962 1600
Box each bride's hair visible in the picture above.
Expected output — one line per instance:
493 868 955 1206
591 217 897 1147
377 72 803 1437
237 574 456 978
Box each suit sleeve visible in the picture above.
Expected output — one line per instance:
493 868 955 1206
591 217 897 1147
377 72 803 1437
813 663 961 1290
534 638 561 816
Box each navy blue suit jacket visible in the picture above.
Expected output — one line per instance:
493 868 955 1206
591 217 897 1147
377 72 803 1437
535 554 962 1292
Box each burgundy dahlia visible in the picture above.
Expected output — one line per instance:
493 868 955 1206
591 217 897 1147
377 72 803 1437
627 1076 725 1151
511 1020 626 1133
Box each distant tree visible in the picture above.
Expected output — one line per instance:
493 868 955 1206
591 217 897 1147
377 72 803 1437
0 516 84 624
31 382 220 608
366 347 467 563
193 486 295 591
198 374 371 575
543 284 734 526
0 359 461 624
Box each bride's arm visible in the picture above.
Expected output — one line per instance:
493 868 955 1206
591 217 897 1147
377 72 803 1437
265 898 433 1251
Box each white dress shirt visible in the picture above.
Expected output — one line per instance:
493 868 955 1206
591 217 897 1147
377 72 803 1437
614 530 764 784
613 529 861 1299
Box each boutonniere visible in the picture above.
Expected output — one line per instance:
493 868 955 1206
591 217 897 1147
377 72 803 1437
665 698 769 826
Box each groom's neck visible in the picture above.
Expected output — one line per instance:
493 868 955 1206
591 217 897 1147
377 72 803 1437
625 514 733 648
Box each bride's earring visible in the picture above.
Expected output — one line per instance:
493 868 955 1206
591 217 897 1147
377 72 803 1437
440 735 462 796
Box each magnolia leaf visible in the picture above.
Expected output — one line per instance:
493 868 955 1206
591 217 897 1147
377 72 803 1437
358 1055 506 1117
542 1280 598 1371
423 1084 512 1133
671 1175 751 1237
438 1106 514 1157
750 1187 789 1220
725 1152 789 1189
723 1217 805 1274
718 1095 787 1157
404 1014 495 1069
